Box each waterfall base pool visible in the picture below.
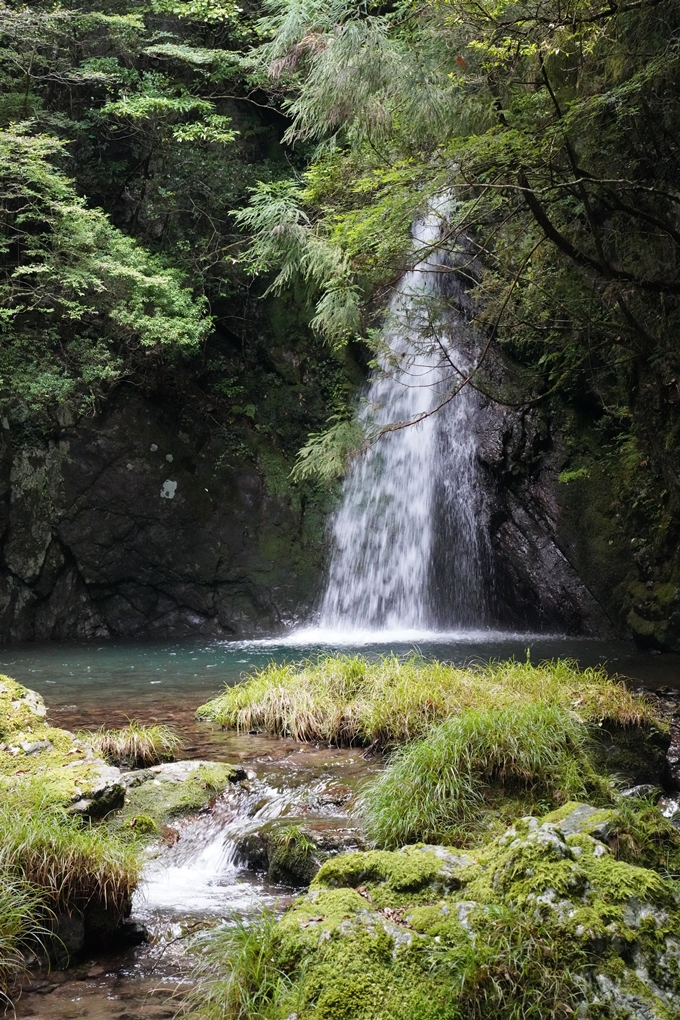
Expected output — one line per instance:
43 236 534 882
6 633 680 1020
2 634 678 737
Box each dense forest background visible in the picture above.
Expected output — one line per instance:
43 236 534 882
1 0 679 646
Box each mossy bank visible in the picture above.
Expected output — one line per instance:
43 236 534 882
0 676 243 1002
189 809 680 1020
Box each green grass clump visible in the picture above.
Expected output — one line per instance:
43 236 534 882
183 909 291 1020
196 655 658 749
268 824 318 885
0 874 49 1004
78 720 182 768
0 781 142 923
361 703 612 848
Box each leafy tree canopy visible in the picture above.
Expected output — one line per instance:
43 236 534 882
237 0 680 502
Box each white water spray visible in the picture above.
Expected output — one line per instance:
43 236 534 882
317 202 490 633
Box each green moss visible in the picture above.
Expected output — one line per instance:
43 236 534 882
541 800 589 823
313 848 449 894
118 762 237 827
0 677 123 805
193 815 680 1020
128 814 159 835
543 799 680 874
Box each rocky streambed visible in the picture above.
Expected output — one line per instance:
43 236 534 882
2 680 378 1020
6 662 680 1020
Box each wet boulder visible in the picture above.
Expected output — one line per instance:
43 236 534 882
233 816 365 886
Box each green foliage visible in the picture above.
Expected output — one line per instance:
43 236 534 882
183 909 291 1020
558 467 589 484
235 180 361 345
361 703 611 848
235 0 680 555
0 130 210 424
0 676 145 1003
290 413 368 483
0 0 360 475
197 654 660 748
78 720 182 768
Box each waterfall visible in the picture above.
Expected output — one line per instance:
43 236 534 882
316 202 491 635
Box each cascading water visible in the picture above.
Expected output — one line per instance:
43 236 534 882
317 202 491 635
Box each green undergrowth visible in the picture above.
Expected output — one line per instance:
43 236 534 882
196 655 660 749
0 780 142 922
78 720 182 768
183 814 680 1020
361 703 613 848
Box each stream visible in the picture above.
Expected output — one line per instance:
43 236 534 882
6 633 680 1019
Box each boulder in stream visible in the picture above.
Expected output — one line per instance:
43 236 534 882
234 816 365 886
118 759 246 831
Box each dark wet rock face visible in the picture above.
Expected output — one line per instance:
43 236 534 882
0 388 325 641
0 344 669 643
467 388 616 636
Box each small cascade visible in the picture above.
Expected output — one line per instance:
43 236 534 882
317 202 491 634
133 775 354 923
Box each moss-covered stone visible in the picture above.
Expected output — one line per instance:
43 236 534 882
0 675 125 812
233 816 365 886
117 760 242 828
247 816 680 1020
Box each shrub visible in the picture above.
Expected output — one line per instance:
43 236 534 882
361 703 612 847
79 720 182 768
197 655 659 749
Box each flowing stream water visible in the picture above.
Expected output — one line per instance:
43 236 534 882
318 202 490 636
6 636 679 1020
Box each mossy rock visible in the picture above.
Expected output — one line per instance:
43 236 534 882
234 816 365 886
259 815 680 1020
0 676 126 813
117 760 244 828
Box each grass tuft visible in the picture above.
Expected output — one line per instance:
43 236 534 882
0 874 49 1003
182 909 291 1020
0 780 142 923
78 719 182 768
361 703 612 847
197 654 660 749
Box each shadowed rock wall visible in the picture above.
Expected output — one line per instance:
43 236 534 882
0 388 325 641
